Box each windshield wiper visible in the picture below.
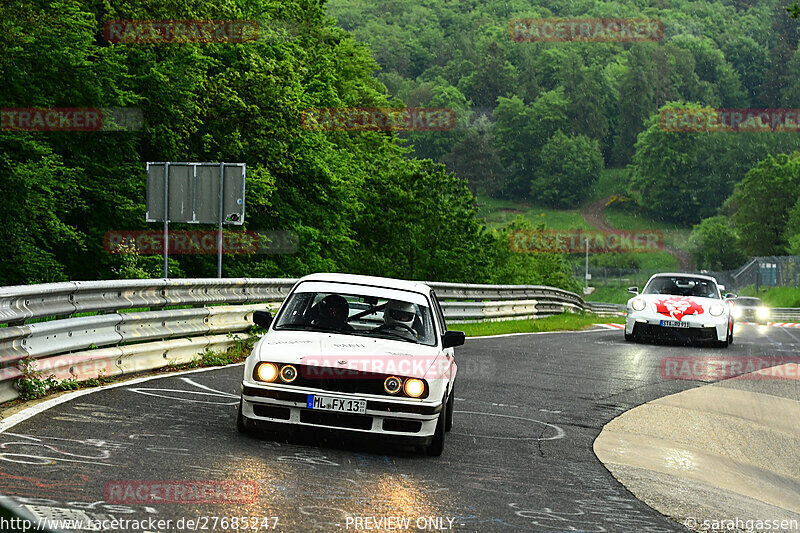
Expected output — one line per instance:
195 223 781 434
275 323 353 334
366 330 416 343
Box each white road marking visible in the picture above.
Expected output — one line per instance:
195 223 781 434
0 364 244 434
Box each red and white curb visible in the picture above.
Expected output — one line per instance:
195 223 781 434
596 323 625 330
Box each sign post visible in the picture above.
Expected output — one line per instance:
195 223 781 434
146 162 246 278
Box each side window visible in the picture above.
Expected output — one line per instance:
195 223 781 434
430 291 447 334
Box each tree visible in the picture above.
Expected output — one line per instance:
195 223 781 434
783 197 800 255
442 116 506 196
687 216 745 270
612 45 657 165
726 153 800 255
629 103 717 224
493 90 569 197
529 131 603 208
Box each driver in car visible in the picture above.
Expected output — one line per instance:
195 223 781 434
313 294 354 332
378 300 418 339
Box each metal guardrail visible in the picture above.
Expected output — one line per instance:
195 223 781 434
584 302 627 317
0 277 797 404
0 277 585 403
769 308 800 321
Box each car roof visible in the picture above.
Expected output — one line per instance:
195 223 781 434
294 273 432 296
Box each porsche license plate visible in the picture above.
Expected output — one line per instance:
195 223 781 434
307 394 367 414
660 320 690 328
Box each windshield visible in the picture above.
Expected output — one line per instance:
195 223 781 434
273 290 437 346
734 297 763 306
642 276 720 299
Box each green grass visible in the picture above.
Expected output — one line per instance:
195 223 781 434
604 207 692 249
476 196 590 230
737 286 800 307
583 286 635 304
453 312 623 336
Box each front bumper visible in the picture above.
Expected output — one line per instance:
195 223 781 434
625 313 728 342
240 382 443 441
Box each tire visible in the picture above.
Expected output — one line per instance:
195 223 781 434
444 388 454 432
624 332 635 342
728 322 734 345
236 399 251 434
715 331 730 348
425 399 446 457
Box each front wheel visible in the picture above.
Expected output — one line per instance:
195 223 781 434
425 401 446 456
236 399 251 434
445 389 454 432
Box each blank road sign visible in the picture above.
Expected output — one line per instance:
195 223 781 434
146 162 245 225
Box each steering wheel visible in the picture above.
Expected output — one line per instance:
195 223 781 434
374 323 418 338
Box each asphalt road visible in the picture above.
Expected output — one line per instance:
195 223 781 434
1 323 798 533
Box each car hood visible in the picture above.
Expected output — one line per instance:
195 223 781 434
253 330 441 377
628 294 725 321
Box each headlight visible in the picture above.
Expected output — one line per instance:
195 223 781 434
384 376 402 394
403 378 425 398
732 307 742 319
631 299 646 311
280 364 298 383
757 307 770 319
254 362 279 383
709 304 724 316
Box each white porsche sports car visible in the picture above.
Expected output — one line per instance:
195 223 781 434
625 273 733 347
237 273 464 456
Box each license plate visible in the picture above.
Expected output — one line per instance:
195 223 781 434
660 320 690 328
306 394 367 414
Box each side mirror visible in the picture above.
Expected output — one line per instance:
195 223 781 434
442 330 465 349
718 284 725 292
627 286 639 295
724 293 737 300
253 310 273 329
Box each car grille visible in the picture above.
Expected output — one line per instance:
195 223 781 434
635 323 717 340
299 409 373 430
252 404 291 420
294 365 387 395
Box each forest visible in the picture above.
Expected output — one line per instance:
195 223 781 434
2 0 800 290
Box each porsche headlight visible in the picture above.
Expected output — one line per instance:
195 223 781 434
631 298 646 311
732 306 742 319
757 307 770 320
709 304 725 316
403 378 425 398
254 362 279 383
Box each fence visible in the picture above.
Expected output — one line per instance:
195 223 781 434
0 278 585 403
577 256 800 293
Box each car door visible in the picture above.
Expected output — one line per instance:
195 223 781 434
430 291 456 383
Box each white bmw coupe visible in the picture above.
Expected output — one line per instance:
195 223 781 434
237 273 464 456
